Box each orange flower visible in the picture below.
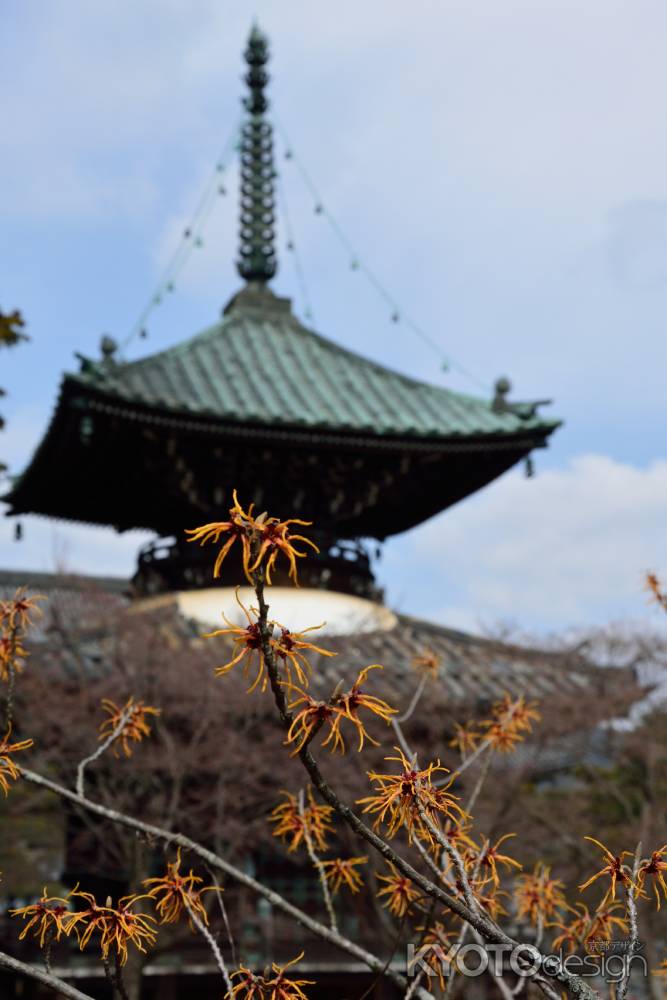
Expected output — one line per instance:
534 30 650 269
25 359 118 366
550 901 628 954
206 592 335 694
479 694 541 753
321 857 368 894
578 837 635 906
285 667 395 755
272 622 336 687
11 888 72 947
204 592 267 692
0 634 27 682
637 844 667 910
377 862 420 917
433 821 478 863
228 953 314 999
413 921 454 990
228 967 264 1000
478 834 522 887
249 516 320 586
285 694 341 755
66 888 157 965
143 848 218 926
412 648 440 679
417 919 453 950
0 726 33 794
331 665 396 751
98 697 161 758
448 722 480 756
501 694 541 733
645 572 667 608
185 490 258 581
0 587 46 631
475 885 510 922
357 746 465 845
186 492 320 586
270 788 334 853
515 863 566 925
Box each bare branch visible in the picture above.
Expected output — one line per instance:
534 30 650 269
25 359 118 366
298 788 338 933
183 896 234 996
617 842 642 1000
252 567 601 1000
76 705 133 798
0 949 95 1000
19 766 424 996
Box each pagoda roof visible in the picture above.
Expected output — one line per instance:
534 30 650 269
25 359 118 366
3 22 561 542
66 284 557 442
4 284 561 538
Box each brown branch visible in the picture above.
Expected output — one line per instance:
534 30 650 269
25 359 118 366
298 788 338 933
617 842 641 1000
76 704 133 797
0 949 95 1000
252 567 600 1000
182 895 234 996
18 766 432 998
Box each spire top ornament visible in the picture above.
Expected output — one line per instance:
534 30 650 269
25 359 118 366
237 24 277 283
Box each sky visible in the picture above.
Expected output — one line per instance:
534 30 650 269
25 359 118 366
1 0 667 637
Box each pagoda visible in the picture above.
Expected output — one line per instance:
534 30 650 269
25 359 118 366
4 26 560 604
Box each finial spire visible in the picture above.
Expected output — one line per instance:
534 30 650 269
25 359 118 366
237 25 277 284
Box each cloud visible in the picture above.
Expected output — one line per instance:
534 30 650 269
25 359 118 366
5 0 667 230
383 454 667 634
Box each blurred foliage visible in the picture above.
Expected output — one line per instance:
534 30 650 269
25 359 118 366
0 308 28 474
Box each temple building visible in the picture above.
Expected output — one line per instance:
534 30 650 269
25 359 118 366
4 26 559 645
3 27 625 1000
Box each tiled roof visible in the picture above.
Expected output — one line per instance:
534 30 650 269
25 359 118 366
0 570 584 704
73 286 558 442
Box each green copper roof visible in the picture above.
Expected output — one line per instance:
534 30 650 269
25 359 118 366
72 285 558 441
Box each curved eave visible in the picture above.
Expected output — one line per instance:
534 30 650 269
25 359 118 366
4 378 560 536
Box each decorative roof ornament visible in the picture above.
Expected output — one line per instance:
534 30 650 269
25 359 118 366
237 24 277 284
492 376 553 420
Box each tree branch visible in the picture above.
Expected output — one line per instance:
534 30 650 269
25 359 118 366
76 705 133 798
0 949 95 1000
19 767 431 998
252 568 600 1000
298 788 338 933
183 896 234 996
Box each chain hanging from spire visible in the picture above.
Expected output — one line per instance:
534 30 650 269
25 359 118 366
237 25 277 283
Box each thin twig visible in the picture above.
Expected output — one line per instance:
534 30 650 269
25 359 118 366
102 955 129 1000
3 625 19 729
397 677 427 724
440 738 493 785
391 716 415 759
19 767 426 997
251 567 600 1000
298 788 338 933
617 842 642 1000
183 896 234 996
205 865 237 969
464 751 493 815
5 661 16 729
76 705 133 797
415 798 480 917
412 832 453 885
